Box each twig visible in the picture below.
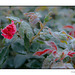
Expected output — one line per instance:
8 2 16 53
30 21 46 43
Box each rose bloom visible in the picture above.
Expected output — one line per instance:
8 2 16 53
1 20 16 39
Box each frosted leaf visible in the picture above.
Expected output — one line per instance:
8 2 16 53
71 38 75 49
65 63 74 69
51 62 74 69
51 62 66 69
19 21 34 40
6 16 21 23
24 12 41 25
42 55 54 69
45 41 57 50
34 28 40 34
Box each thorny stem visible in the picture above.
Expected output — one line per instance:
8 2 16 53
30 21 46 43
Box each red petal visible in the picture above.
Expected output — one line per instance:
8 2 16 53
63 25 73 29
1 33 13 39
11 20 14 24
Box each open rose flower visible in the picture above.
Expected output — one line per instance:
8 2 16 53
1 20 16 39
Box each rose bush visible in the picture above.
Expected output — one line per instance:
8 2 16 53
0 6 75 69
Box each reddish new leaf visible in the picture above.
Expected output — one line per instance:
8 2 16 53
33 49 53 56
67 51 75 57
74 31 75 38
24 12 40 25
63 25 75 38
60 52 66 61
71 52 75 54
54 58 59 62
69 31 73 35
69 31 75 38
52 50 57 55
63 25 73 29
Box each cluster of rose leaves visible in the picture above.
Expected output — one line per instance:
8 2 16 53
1 12 75 64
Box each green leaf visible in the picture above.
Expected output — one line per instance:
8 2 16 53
34 28 39 34
65 63 74 69
14 54 26 68
0 31 3 39
25 55 44 69
44 12 52 23
63 56 70 63
11 42 26 55
6 57 14 68
2 57 14 68
36 39 45 44
40 33 52 41
26 60 42 69
5 34 18 46
44 15 50 22
19 21 34 39
42 54 54 69
0 47 9 67
24 33 30 52
6 16 21 23
51 62 66 69
72 55 75 64
30 41 40 52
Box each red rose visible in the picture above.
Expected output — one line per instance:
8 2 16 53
1 20 16 39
